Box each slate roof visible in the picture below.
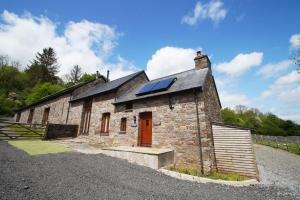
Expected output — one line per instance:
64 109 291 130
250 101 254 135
70 71 146 102
15 78 100 112
114 68 209 104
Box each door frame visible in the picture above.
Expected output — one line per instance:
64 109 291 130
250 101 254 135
138 112 152 147
42 107 50 126
79 99 93 135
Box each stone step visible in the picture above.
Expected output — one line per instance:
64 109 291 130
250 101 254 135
101 146 174 169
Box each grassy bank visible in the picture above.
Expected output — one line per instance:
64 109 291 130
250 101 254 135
254 140 300 155
168 165 250 181
6 124 71 155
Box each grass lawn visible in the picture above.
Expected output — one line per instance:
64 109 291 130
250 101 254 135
7 140 72 155
5 124 72 155
254 140 300 155
168 165 250 181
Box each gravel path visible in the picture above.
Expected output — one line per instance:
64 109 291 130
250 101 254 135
0 141 298 200
254 144 300 194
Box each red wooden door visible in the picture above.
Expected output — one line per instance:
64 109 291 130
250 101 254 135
140 112 152 146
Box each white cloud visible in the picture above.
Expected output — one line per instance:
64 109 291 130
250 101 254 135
280 114 300 123
0 10 136 80
258 59 293 78
278 85 300 102
290 33 300 49
146 46 196 79
219 90 250 108
216 52 263 76
181 0 227 26
261 71 300 102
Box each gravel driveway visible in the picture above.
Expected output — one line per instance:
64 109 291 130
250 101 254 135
0 141 298 200
254 144 300 194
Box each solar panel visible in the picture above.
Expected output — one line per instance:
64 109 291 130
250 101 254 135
136 77 176 96
151 78 176 92
136 82 158 95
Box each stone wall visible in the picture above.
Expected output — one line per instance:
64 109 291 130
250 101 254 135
202 75 222 123
200 74 222 169
73 88 214 173
67 100 84 134
252 134 300 144
116 72 148 97
16 94 71 125
72 78 105 97
18 109 29 123
44 123 78 139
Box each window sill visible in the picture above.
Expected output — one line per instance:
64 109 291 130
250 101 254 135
100 132 109 136
118 131 126 134
125 109 133 112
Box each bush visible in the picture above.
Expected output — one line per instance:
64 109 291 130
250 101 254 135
25 82 64 105
221 106 300 136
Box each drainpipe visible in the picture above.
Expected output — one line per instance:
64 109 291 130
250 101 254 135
66 92 72 124
194 88 204 175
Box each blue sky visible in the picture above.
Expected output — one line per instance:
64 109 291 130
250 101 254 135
1 0 300 122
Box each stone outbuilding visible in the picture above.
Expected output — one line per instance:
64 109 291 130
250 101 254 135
15 52 222 174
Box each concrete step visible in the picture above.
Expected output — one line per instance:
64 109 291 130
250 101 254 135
101 146 174 169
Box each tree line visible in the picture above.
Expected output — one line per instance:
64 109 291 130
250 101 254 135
0 47 106 116
221 105 300 136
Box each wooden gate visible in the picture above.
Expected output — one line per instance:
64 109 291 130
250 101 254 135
0 120 44 140
212 122 258 179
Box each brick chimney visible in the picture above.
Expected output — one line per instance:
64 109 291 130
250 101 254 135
194 51 211 71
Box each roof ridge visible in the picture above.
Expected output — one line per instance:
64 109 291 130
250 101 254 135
109 70 144 82
149 68 196 82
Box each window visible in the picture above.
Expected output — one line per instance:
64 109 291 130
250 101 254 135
120 118 127 132
101 113 110 135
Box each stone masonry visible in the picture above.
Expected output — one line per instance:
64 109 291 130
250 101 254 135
15 53 221 174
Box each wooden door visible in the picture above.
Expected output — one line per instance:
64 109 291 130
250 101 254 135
80 100 92 135
16 113 21 122
42 107 50 126
140 112 152 146
27 109 34 124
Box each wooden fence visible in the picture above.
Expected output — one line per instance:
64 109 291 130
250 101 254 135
212 122 258 179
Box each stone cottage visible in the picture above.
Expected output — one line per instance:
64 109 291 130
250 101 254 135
15 51 222 173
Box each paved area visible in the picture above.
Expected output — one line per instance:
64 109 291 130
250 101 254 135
254 144 300 194
0 141 298 200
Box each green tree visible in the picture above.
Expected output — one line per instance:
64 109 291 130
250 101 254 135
0 65 27 95
26 47 60 86
221 108 244 125
221 106 300 136
25 82 64 105
65 65 83 85
257 118 285 136
0 56 28 116
78 73 97 83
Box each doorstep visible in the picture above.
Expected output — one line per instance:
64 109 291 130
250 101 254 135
100 146 174 169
